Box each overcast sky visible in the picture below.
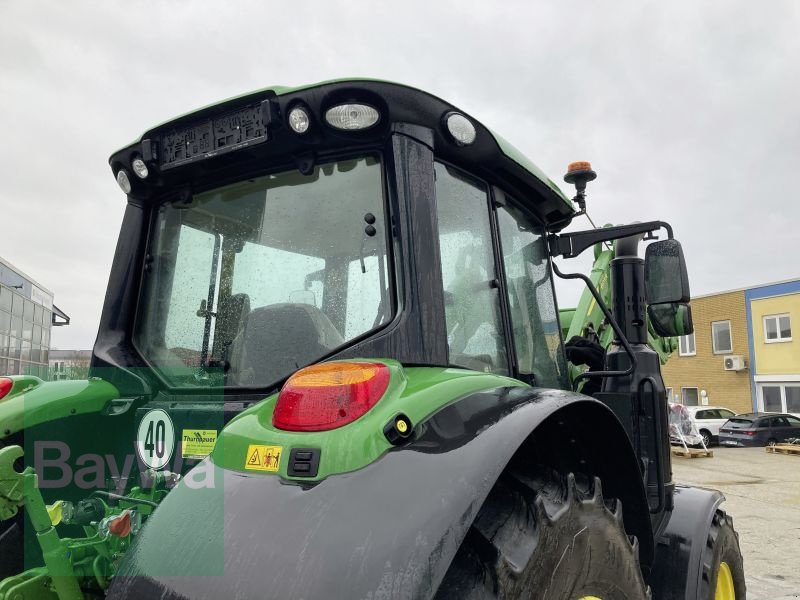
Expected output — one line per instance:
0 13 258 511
2 1 798 350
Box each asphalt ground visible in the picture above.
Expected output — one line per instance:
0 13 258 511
671 446 800 599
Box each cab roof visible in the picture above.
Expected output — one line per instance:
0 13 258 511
110 79 576 228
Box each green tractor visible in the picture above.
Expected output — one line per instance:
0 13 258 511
1 80 744 599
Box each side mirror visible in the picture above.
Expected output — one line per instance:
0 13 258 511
644 239 690 304
648 302 694 338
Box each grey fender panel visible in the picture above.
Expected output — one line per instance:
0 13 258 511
648 484 725 599
109 386 651 600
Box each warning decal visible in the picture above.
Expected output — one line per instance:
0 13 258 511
244 444 283 472
181 429 218 459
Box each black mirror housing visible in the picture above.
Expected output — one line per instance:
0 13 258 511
644 239 690 304
648 302 693 338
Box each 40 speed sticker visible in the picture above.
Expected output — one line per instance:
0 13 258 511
136 409 175 470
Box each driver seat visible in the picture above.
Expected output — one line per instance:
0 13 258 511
228 303 344 387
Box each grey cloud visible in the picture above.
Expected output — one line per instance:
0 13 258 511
1 0 797 348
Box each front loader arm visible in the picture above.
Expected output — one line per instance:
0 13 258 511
559 241 678 384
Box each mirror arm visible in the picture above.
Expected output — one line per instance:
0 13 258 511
548 220 673 259
552 261 638 388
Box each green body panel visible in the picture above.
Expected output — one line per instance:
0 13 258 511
559 308 575 333
490 131 572 205
212 361 527 482
0 377 120 439
114 78 573 212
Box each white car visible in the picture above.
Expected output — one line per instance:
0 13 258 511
684 406 738 447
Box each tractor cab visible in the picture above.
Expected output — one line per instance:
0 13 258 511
96 80 580 404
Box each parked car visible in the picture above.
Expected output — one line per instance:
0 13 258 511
685 406 737 447
719 413 800 447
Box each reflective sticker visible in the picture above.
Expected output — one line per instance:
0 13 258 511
136 409 175 470
245 444 282 472
181 429 218 459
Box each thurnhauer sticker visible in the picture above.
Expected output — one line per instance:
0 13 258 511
244 444 282 472
181 429 218 459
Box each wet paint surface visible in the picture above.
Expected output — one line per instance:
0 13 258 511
108 387 647 600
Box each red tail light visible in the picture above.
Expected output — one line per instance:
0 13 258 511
720 428 731 433
272 362 390 432
0 378 12 400
743 430 756 436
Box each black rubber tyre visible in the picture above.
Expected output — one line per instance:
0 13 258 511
0 513 23 580
700 509 746 599
0 438 25 580
435 466 650 600
699 429 712 448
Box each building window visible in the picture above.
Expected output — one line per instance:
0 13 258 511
682 387 699 406
763 314 792 343
666 387 675 403
762 385 782 412
0 283 52 374
711 320 732 354
678 333 696 356
788 386 800 414
759 384 800 414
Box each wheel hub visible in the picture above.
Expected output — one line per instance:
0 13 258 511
714 561 735 600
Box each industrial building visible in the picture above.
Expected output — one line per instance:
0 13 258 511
49 349 92 380
662 278 800 415
0 257 69 377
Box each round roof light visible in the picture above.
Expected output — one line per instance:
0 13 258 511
132 157 149 179
116 169 132 194
288 106 311 134
324 104 380 131
445 112 477 146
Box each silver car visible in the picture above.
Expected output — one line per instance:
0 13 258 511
685 406 737 447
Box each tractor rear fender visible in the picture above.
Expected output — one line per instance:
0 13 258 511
0 377 120 439
648 485 726 600
108 386 653 600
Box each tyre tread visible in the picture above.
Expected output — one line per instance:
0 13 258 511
435 466 650 599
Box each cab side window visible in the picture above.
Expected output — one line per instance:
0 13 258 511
496 200 568 388
434 163 508 374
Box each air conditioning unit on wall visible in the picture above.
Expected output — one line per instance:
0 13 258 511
724 355 746 371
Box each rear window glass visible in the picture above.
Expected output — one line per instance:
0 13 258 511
727 418 753 425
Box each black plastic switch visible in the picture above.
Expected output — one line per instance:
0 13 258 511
288 448 320 477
